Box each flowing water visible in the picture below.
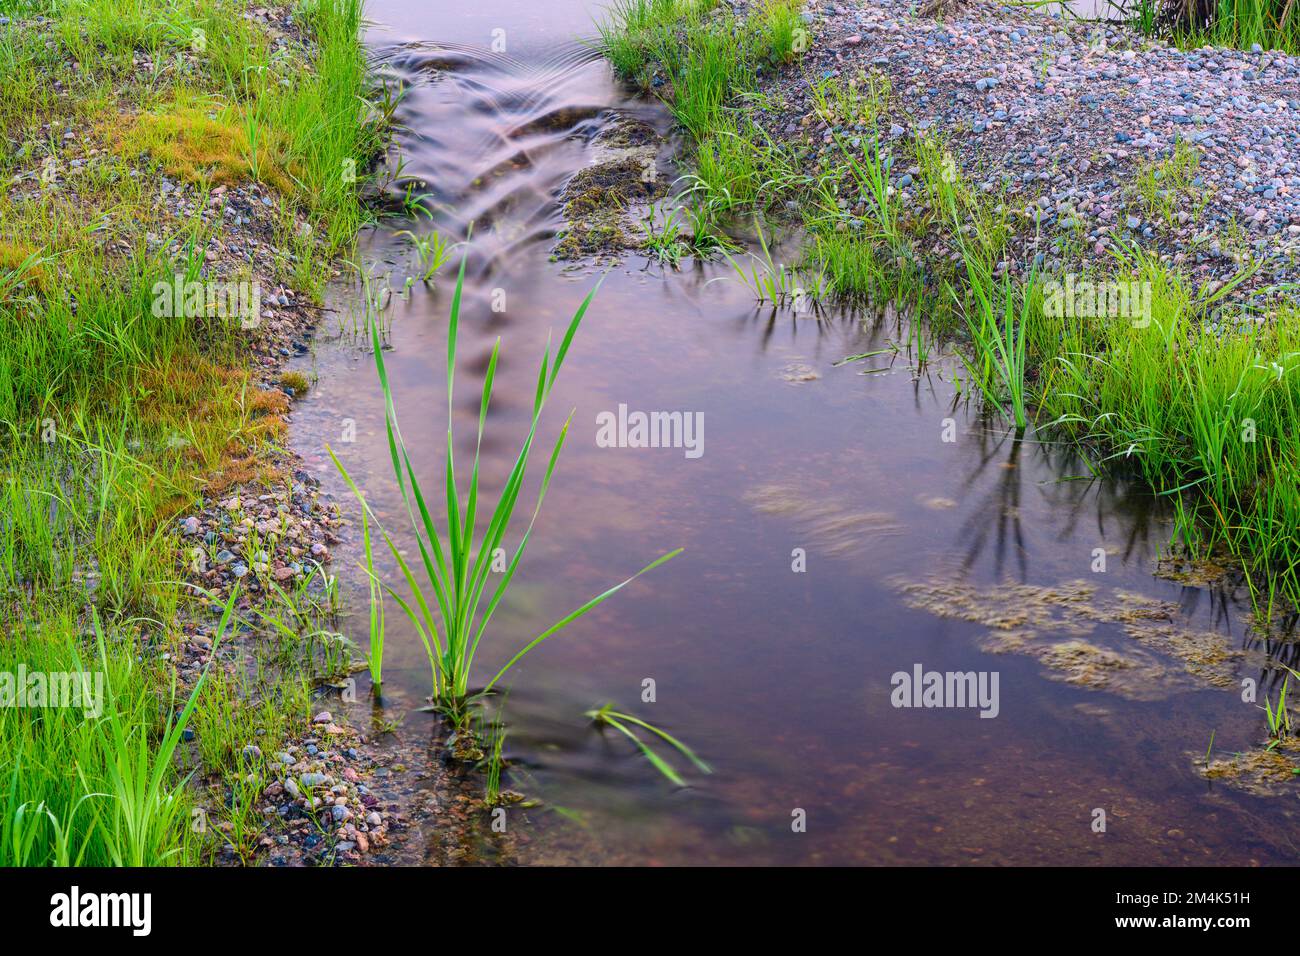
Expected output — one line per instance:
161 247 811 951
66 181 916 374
289 0 1300 864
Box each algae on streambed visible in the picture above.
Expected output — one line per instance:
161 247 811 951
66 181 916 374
892 577 1242 699
894 575 1300 797
1203 740 1300 797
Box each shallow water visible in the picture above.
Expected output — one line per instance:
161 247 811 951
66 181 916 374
289 0 1300 865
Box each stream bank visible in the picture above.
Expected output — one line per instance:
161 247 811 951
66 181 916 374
0 0 401 865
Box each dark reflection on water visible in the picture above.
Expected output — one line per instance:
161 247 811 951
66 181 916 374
287 0 1300 864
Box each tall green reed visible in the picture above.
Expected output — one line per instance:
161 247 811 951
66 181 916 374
953 252 1032 431
332 250 681 719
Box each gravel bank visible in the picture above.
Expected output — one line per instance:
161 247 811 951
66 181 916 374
757 0 1300 301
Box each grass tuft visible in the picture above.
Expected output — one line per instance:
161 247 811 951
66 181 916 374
331 247 682 720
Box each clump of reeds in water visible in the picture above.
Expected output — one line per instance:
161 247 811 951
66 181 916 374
331 250 681 722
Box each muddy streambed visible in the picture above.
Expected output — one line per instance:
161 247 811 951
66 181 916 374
288 0 1300 864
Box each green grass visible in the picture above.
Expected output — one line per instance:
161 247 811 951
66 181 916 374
600 0 805 211
1032 248 1300 617
1264 675 1291 740
1131 139 1210 230
332 250 682 721
396 227 457 283
0 0 381 866
640 206 690 266
953 252 1033 432
478 700 508 805
585 702 710 787
1138 0 1300 55
716 219 825 305
0 589 239 866
359 501 386 690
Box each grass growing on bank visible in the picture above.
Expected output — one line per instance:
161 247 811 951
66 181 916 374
599 0 1300 621
1030 248 1300 617
0 0 383 865
954 253 1033 432
597 0 804 212
1132 0 1300 55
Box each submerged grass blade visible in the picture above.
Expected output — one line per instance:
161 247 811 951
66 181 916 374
585 702 710 786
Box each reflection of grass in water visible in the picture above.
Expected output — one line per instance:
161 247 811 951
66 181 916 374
331 249 681 722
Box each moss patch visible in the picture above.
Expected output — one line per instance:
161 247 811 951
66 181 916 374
1203 742 1300 797
109 96 294 195
0 239 47 290
554 121 668 261
279 370 311 396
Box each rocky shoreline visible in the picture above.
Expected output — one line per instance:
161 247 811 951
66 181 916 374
734 0 1300 303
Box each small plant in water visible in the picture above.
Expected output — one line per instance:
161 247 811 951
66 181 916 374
585 702 710 787
478 702 509 805
1264 675 1291 744
717 219 826 308
396 227 457 283
641 206 689 267
331 249 682 722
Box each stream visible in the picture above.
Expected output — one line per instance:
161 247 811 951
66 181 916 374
288 0 1300 865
